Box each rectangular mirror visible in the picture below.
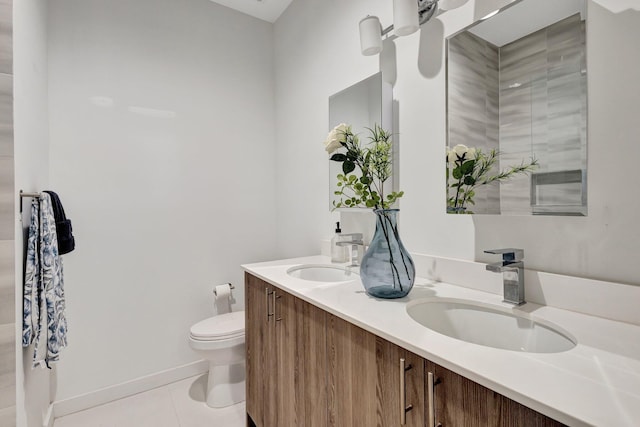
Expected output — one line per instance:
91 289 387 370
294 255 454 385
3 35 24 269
328 72 393 210
446 0 587 215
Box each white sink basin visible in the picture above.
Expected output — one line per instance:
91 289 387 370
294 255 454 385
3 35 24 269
407 298 576 353
286 264 358 282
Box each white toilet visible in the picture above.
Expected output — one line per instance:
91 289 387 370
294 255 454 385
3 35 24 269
189 310 246 408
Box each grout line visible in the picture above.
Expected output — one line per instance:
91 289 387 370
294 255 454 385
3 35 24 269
166 381 183 427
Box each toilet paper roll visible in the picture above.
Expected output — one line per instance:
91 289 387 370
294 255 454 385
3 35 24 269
214 283 232 299
214 284 232 315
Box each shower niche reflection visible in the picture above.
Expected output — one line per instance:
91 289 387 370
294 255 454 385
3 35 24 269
446 0 587 215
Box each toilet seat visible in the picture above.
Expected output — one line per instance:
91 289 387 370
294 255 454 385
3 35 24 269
190 311 245 342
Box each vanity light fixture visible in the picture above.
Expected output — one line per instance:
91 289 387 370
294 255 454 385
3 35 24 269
359 16 385 56
358 0 470 56
394 0 420 36
359 0 441 56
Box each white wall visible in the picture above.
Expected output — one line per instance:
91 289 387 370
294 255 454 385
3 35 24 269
47 0 277 401
273 0 640 286
13 0 52 425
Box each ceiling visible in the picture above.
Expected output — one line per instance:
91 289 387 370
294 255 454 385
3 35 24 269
468 0 586 47
208 0 294 23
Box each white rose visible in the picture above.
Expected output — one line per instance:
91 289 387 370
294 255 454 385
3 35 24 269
334 123 349 140
447 148 457 164
324 123 350 154
324 132 342 154
448 144 466 163
452 144 468 156
466 147 477 160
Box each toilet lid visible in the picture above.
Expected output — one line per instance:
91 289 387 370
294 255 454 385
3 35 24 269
190 311 245 341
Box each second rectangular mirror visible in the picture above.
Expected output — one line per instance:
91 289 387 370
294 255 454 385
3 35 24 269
328 72 393 210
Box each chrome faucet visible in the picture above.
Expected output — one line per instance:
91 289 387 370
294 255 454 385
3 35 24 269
484 248 525 305
337 233 364 267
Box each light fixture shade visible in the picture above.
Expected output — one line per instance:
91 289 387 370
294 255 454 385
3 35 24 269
393 0 419 36
438 0 469 11
359 16 383 56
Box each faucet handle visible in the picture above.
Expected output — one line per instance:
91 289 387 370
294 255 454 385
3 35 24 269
484 248 524 262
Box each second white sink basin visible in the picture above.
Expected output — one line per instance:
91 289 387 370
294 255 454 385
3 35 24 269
286 264 358 282
407 298 576 353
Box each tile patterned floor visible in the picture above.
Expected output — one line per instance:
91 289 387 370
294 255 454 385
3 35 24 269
53 375 246 427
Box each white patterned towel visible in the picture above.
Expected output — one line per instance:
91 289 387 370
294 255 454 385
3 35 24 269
22 193 68 368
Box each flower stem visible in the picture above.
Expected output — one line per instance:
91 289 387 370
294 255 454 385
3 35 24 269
378 211 402 291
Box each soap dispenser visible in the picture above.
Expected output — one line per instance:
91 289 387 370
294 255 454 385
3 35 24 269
331 222 348 263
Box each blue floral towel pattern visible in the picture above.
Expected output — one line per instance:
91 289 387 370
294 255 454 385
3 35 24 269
22 198 40 347
22 193 68 368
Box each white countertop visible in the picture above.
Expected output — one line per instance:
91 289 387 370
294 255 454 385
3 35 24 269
242 255 640 427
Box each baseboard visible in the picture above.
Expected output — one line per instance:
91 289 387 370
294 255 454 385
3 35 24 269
52 360 209 419
42 404 54 427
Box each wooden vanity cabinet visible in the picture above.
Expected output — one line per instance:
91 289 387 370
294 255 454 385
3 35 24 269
246 273 563 427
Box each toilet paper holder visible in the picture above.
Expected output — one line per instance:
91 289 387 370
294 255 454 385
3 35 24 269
213 283 235 296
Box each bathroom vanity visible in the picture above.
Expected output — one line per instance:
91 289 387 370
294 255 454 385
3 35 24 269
245 271 561 426
243 256 640 427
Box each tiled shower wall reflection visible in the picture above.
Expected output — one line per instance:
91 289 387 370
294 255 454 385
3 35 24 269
0 0 15 425
448 31 501 214
499 14 587 214
448 14 586 214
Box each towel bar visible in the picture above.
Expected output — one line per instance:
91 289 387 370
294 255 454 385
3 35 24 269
19 190 42 214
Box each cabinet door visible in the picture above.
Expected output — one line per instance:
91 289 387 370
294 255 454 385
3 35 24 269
293 296 328 426
272 287 296 426
274 286 329 426
426 361 565 427
327 314 424 427
245 273 276 427
246 275 328 427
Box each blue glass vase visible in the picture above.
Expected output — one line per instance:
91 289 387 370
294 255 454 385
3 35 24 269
360 209 415 299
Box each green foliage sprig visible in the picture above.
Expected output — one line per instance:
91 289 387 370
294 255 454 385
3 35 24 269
324 124 404 210
446 144 539 214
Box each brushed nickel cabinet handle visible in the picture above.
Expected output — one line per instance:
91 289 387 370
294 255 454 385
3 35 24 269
265 288 274 321
273 291 282 321
428 371 437 427
400 358 413 425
